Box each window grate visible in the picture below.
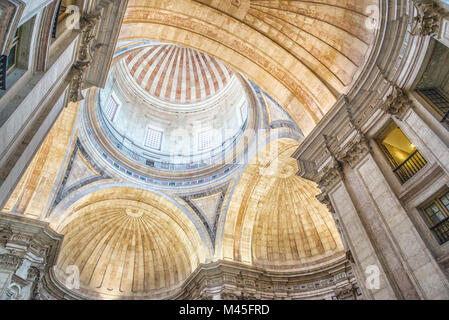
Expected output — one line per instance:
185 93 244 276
104 96 119 122
145 128 163 151
423 191 449 245
419 88 449 122
51 0 63 38
0 55 6 90
198 130 213 151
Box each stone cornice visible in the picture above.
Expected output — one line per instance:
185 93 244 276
173 258 357 300
40 257 356 300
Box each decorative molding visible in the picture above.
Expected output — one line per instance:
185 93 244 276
411 0 447 37
178 183 230 246
174 259 359 300
316 192 334 213
316 157 344 192
68 12 101 102
335 283 357 300
0 0 25 56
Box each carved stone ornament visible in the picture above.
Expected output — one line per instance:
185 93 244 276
69 12 101 102
316 192 334 213
380 85 414 120
336 132 371 169
0 253 22 271
411 0 446 37
335 284 356 300
315 157 344 192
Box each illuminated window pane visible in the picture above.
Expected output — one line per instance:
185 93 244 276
425 205 446 225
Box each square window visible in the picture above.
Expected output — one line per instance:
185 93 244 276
104 96 119 122
198 130 213 151
145 128 163 151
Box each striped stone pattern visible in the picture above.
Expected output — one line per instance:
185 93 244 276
125 45 234 104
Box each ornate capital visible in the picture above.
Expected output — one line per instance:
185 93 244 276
0 213 63 300
315 157 344 192
411 0 446 37
380 85 414 120
336 132 371 169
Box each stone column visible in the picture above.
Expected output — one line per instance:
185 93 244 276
297 92 449 298
315 88 449 299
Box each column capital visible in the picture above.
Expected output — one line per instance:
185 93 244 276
411 0 447 37
380 85 414 120
336 132 371 169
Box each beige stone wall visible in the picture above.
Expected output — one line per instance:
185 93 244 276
2 102 79 219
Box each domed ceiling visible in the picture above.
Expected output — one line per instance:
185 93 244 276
54 188 207 299
222 139 344 270
121 0 379 134
125 45 234 104
2 0 380 300
86 42 253 187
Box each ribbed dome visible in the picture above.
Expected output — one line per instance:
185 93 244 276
55 188 206 299
122 0 379 133
125 45 234 104
223 139 344 270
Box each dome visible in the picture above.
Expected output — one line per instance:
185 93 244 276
222 139 344 270
85 43 253 186
125 45 234 104
55 188 206 299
